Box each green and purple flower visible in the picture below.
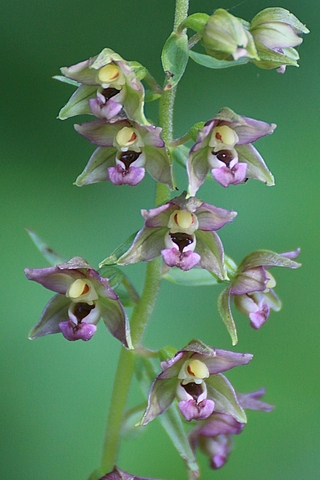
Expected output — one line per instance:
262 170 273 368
189 389 273 469
219 249 301 330
250 8 309 73
141 340 252 424
108 192 236 277
98 467 160 480
25 257 131 347
58 48 147 124
187 108 276 194
74 119 173 188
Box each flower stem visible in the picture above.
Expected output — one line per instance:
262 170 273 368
99 0 189 475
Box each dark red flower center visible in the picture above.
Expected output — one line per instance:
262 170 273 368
73 302 95 322
169 232 193 252
118 150 141 170
101 87 119 100
182 382 204 400
214 149 235 166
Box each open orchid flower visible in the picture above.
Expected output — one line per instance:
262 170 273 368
108 192 236 278
187 107 275 194
74 119 173 188
140 339 252 425
25 257 132 347
58 48 147 124
189 389 273 469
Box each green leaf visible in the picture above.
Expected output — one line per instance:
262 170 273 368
99 232 138 267
26 228 66 265
189 50 250 69
135 357 200 480
217 287 238 346
163 266 220 287
52 75 80 87
162 32 189 90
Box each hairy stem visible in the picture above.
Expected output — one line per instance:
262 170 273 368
99 0 189 475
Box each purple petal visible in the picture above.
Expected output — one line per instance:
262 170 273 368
142 203 172 228
196 203 237 231
212 163 247 187
89 96 123 120
99 297 132 349
25 266 82 294
179 398 215 421
161 248 201 271
230 267 268 295
59 321 97 341
195 349 253 374
108 165 145 186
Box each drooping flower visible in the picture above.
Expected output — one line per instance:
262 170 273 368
105 192 236 278
189 389 273 469
98 466 160 480
219 249 301 330
74 119 173 188
25 257 132 347
187 107 276 195
202 9 258 62
140 339 253 425
250 8 309 73
58 48 147 124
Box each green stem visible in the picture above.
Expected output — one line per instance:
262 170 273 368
98 0 190 475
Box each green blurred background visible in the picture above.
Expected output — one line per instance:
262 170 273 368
1 0 319 478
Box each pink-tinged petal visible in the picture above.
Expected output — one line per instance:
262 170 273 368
60 59 97 84
197 204 237 231
98 466 158 480
24 266 82 294
99 297 132 349
59 321 97 341
249 309 269 329
280 248 301 260
236 143 275 185
196 413 244 437
196 349 253 374
29 294 70 339
143 145 173 189
178 398 215 421
142 204 173 228
237 389 274 412
212 162 247 187
161 249 201 271
233 118 276 144
230 266 268 295
75 120 130 146
89 96 123 120
108 165 145 186
139 124 165 148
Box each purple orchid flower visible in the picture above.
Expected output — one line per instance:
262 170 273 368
140 339 253 425
250 8 309 73
74 118 173 188
110 192 236 278
219 248 301 330
189 389 273 469
187 107 276 195
24 257 132 347
58 48 147 124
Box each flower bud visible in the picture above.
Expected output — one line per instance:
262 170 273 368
250 8 309 73
202 9 258 61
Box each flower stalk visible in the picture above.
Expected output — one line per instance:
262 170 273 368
99 0 190 474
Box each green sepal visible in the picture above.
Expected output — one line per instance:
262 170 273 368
127 60 148 81
53 75 80 87
26 228 66 266
135 356 200 480
206 373 247 423
188 121 205 141
99 265 124 289
238 249 301 271
158 345 179 362
189 50 250 69
218 287 238 346
99 232 138 267
182 13 209 35
162 32 189 90
250 8 309 34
